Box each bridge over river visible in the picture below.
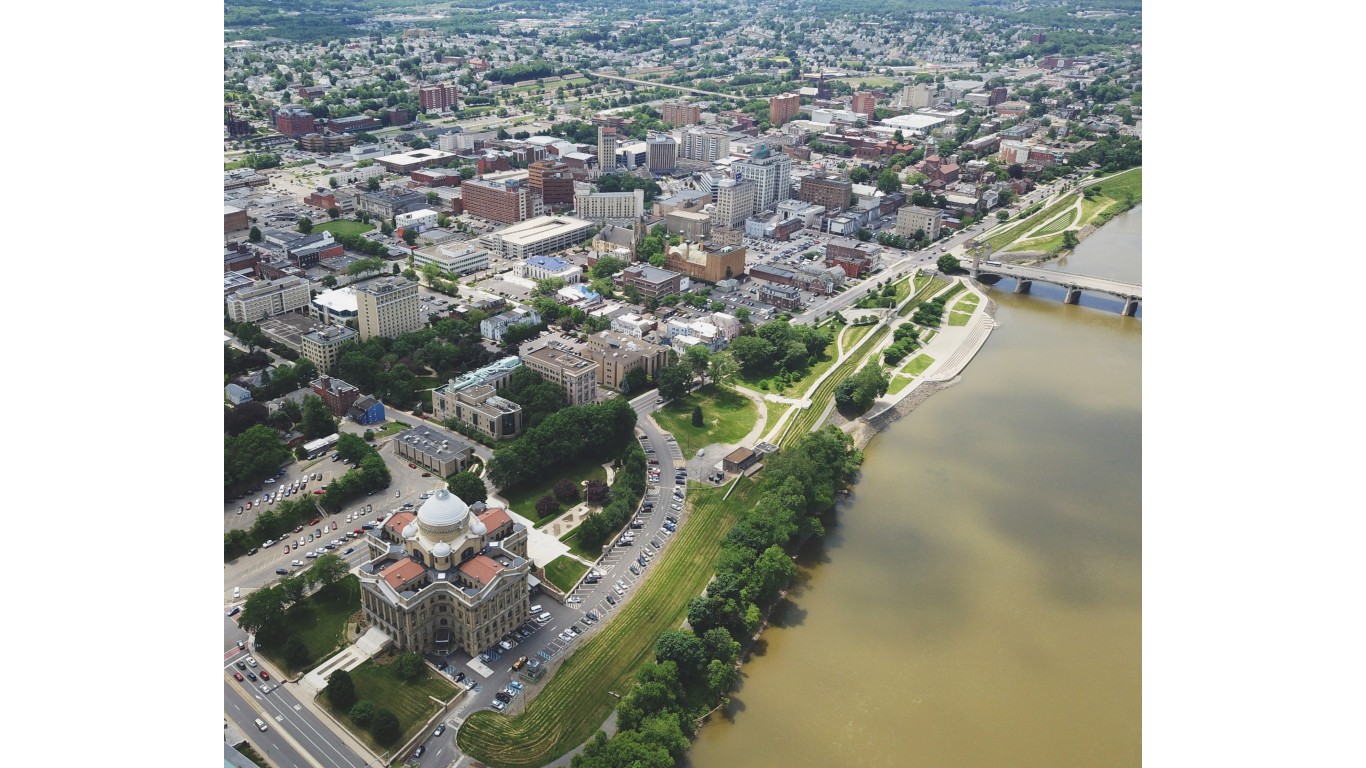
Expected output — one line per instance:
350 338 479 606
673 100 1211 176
969 251 1142 316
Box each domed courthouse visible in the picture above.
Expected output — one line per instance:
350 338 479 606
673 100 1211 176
358 489 531 656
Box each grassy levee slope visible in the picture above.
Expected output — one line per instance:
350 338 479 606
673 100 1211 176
457 480 755 768
781 325 890 449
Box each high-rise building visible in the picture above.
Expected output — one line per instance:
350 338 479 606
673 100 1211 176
851 92 877 122
896 205 942 240
300 325 358 373
988 86 1009 107
518 337 599 406
575 189 645 222
645 134 677 172
226 276 312 322
899 83 934 109
418 83 460 111
462 178 532 224
712 178 757 228
680 129 731 163
597 127 619 171
733 144 792 213
354 276 421 341
660 101 701 127
769 93 800 126
798 175 853 213
527 159 575 207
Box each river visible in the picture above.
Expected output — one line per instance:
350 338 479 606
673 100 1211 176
686 206 1142 768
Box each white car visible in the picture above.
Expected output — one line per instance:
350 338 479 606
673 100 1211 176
233 587 240 599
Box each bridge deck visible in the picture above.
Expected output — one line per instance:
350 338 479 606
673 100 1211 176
976 263 1141 299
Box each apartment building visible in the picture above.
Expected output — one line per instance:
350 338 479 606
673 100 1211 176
300 324 358 373
225 276 312 322
712 177 757 228
310 376 361 418
680 129 731 163
462 178 532 224
769 93 800 126
574 189 645 222
355 277 421 341
895 205 942 240
518 337 599 406
418 82 460 111
798 175 853 213
432 382 524 440
585 330 673 390
661 101 701 127
645 134 677 172
619 264 684 300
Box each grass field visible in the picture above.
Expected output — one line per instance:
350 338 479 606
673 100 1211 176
1091 167 1143 202
1005 233 1065 253
900 354 935 378
781 325 890 449
891 275 913 305
1034 207 1077 236
761 400 793 438
543 556 590 593
840 322 876 352
887 374 915 395
558 528 604 561
988 195 1078 252
948 311 971 326
457 479 758 768
321 658 459 753
499 458 608 524
833 75 896 87
257 576 360 674
650 385 757 457
315 220 375 237
372 421 408 438
900 276 950 317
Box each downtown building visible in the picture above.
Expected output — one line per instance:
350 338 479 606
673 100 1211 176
661 101 701 127
574 189 645 223
518 336 599 406
225 276 312 322
354 276 421 341
418 82 460 111
798 175 853 213
733 145 792 213
462 178 535 225
769 93 800 126
358 490 530 656
680 129 731 163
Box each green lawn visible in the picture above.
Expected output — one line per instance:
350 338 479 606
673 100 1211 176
1034 208 1077 236
1091 167 1143 202
887 374 915 395
371 421 408 438
256 576 361 674
559 528 604 561
457 479 757 768
840 322 876 352
891 275 912 305
499 458 608 524
315 220 375 237
1005 233 1065 253
902 354 935 377
321 658 459 754
781 325 890 448
761 400 793 438
953 294 980 312
650 385 758 457
988 195 1079 253
224 159 247 171
900 276 950 317
543 556 590 593
948 311 972 326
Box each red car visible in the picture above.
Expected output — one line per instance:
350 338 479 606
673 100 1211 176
314 490 325 495
332 522 339 531
422 472 431 477
233 671 244 681
259 671 270 681
408 463 417 469
308 518 320 526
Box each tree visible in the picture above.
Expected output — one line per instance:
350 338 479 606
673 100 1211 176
554 478 580 503
849 166 871 184
996 210 1010 222
309 553 349 587
589 255 626 279
283 637 310 669
876 169 902 194
691 405 704 428
348 700 376 727
447 472 488 504
369 708 401 745
326 206 341 220
238 586 284 634
279 574 307 604
1062 230 1079 249
684 345 712 385
535 494 560 519
327 669 357 709
298 217 314 234
301 395 338 440
708 351 739 389
654 629 707 682
584 479 610 505
248 225 262 243
393 652 425 681
329 176 340 189
367 177 381 192
937 254 961 273
1007 163 1025 180
734 306 751 323
656 364 690 400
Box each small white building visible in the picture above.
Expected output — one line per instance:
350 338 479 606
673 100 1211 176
514 255 582 284
396 208 440 233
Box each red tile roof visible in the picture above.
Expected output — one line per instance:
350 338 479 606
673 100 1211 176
380 559 425 591
478 507 512 532
386 512 415 538
458 555 504 587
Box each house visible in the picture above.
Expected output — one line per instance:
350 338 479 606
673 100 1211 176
225 384 253 405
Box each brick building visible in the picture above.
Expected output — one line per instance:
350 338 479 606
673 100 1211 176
661 101 701 127
462 178 532 224
769 93 800 126
798 175 853 213
273 106 315 137
310 376 361 418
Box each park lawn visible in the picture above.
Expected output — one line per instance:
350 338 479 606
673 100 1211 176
257 576 361 674
948 311 972 326
322 658 460 754
834 75 896 87
372 421 408 438
1005 233 1065 253
499 458 608 524
891 275 913 305
315 220 375 237
988 195 1078 252
1092 167 1143 202
900 276 950 317
781 325 890 449
841 322 876 352
558 528 604 561
953 294 980 312
914 272 932 293
902 354 935 377
761 400 793 439
457 479 757 768
650 385 757 457
887 374 916 395
1078 195 1116 224
1034 208 1077 236
224 159 247 171
543 556 590 593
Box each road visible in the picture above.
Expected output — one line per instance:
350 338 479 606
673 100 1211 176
224 670 371 768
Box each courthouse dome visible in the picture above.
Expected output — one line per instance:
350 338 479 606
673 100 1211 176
417 489 470 534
